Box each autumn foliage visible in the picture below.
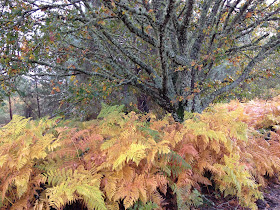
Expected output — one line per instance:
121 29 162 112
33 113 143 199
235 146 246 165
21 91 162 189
1 96 280 209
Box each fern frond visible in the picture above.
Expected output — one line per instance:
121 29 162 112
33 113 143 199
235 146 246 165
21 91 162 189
129 200 158 210
103 176 118 201
97 103 124 119
45 166 106 210
113 143 147 171
213 154 262 209
0 116 59 207
0 115 29 139
150 191 163 207
162 151 191 178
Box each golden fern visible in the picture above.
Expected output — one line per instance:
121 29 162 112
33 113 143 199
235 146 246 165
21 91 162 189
213 154 262 210
44 165 106 210
2 97 280 210
0 116 60 209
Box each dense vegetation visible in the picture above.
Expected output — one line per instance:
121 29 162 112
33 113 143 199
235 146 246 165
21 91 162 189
1 0 280 209
1 96 280 209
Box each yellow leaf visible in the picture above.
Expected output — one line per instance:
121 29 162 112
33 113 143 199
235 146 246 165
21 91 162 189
70 75 76 81
97 20 105 25
191 60 196 66
29 54 35 60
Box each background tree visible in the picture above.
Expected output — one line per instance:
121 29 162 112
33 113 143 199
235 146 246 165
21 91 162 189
1 0 280 121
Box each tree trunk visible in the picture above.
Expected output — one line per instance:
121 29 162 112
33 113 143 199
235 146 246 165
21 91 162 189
172 102 184 122
171 97 204 122
35 77 41 118
8 94 12 120
137 94 149 113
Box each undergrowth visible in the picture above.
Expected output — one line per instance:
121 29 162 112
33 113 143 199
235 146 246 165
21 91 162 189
1 97 280 209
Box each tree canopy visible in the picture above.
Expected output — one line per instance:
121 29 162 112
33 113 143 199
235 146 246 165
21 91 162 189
1 0 280 121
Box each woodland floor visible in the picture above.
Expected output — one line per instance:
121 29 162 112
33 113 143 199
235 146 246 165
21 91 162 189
257 182 280 210
199 182 280 210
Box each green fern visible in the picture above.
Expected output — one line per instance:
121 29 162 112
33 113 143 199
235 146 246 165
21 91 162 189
129 201 158 210
161 151 191 177
97 103 124 119
169 183 203 209
188 189 204 208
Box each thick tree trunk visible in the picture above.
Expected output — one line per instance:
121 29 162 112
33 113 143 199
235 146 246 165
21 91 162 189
170 97 204 122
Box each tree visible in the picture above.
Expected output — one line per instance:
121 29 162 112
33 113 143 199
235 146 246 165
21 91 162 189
1 0 280 121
